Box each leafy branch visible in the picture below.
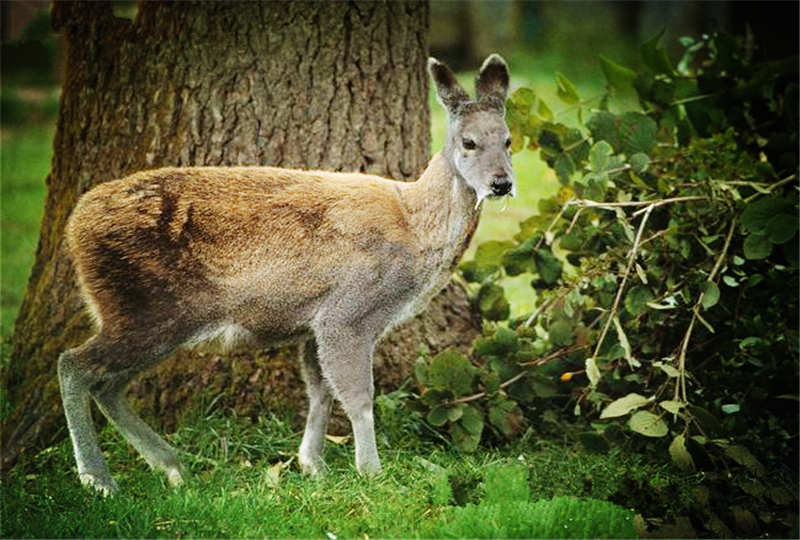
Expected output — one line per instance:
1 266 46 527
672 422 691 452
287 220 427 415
414 29 798 468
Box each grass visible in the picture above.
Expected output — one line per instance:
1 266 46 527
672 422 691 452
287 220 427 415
0 402 658 539
3 389 798 539
0 123 53 340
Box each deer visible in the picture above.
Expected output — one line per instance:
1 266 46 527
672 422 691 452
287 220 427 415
58 54 514 496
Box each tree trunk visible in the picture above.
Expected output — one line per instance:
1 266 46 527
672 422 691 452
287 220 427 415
1 0 480 471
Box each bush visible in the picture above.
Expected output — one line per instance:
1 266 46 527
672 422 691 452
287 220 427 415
414 29 798 480
431 466 638 539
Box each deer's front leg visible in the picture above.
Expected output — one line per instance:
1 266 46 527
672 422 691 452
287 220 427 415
297 339 334 476
312 325 381 476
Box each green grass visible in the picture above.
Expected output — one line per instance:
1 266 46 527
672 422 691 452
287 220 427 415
0 123 53 340
0 403 655 539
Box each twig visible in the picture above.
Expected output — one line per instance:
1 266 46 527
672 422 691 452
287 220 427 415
450 346 587 405
590 203 656 361
449 371 526 405
568 196 707 212
673 216 737 403
709 216 737 282
743 174 797 203
674 311 696 403
535 202 570 250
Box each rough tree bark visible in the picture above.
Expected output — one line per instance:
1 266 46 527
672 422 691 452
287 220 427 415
1 0 480 471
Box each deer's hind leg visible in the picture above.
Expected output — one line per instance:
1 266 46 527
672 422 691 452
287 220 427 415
90 368 184 488
58 331 182 496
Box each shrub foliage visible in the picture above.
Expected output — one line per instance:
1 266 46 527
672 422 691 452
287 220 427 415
414 29 798 480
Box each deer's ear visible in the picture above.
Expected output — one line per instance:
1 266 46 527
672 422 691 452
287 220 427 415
475 54 509 109
428 57 470 114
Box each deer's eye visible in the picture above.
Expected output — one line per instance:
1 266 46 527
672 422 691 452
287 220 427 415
462 138 476 150
505 137 512 149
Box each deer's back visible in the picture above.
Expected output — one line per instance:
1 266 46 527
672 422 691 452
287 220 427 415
66 167 420 339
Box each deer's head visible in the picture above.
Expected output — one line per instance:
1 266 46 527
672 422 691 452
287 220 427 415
429 54 514 205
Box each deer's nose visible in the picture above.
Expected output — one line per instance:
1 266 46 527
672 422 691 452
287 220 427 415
491 175 513 196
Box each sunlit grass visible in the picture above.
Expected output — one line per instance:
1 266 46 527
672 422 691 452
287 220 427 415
0 124 53 339
0 406 668 539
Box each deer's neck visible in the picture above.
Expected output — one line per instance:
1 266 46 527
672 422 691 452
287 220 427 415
402 152 481 262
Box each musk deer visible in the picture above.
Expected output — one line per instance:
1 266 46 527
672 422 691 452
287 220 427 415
59 54 514 496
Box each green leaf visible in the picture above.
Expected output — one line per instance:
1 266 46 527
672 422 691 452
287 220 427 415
669 434 695 471
641 26 675 77
460 404 484 435
534 248 562 285
725 445 765 477
765 213 799 244
654 361 680 378
447 404 465 422
587 111 617 146
587 111 657 155
509 127 526 154
508 87 536 112
689 405 724 438
549 320 574 347
629 411 669 437
464 240 515 282
421 388 449 407
630 152 650 174
659 400 686 414
427 405 450 427
563 128 591 166
555 71 580 105
414 357 429 386
613 315 640 368
488 397 524 436
477 282 511 321
585 357 601 389
590 140 613 173
481 370 501 394
458 260 483 284
451 405 484 452
560 228 584 251
473 327 520 356
701 281 721 309
554 153 574 185
538 127 563 154
625 285 654 316
428 351 475 396
536 97 553 120
450 422 481 453
618 112 658 155
600 55 637 91
722 275 739 288
743 232 772 260
502 237 536 276
741 197 797 233
600 393 650 419
721 403 740 414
